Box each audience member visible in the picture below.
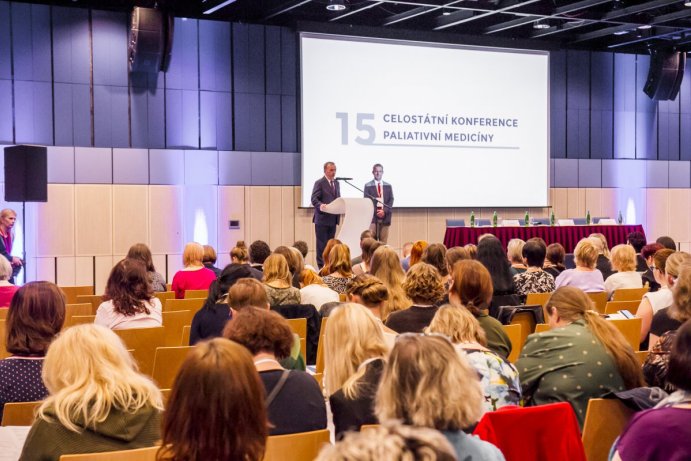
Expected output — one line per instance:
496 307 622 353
543 243 566 278
171 242 217 299
446 247 469 274
293 240 317 273
513 239 555 296
347 274 388 322
589 234 614 280
230 240 263 280
202 245 222 277
262 254 301 306
189 263 253 345
641 243 664 292
375 334 505 461
636 248 675 344
353 238 382 276
0 257 18 307
351 230 374 267
422 243 449 284
158 338 266 461
627 231 649 272
316 422 457 461
385 263 444 334
95 259 162 330
613 318 691 461
0 282 64 421
516 287 644 427
299 269 339 312
126 243 166 292
554 239 605 292
648 252 691 350
224 308 326 435
427 305 521 412
507 239 527 274
229 278 270 311
370 247 412 319
644 263 691 390
274 245 303 288
476 237 516 299
408 240 429 270
319 238 342 276
249 240 271 272
655 235 677 251
448 260 512 359
400 241 414 271
20 325 162 460
464 243 478 260
325 303 388 439
605 244 643 297
322 244 355 294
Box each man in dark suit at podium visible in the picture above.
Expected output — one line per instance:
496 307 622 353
311 161 340 268
364 163 394 243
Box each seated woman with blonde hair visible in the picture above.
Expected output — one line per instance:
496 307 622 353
322 244 355 294
19 324 162 460
230 240 263 280
171 242 217 299
554 239 605 292
262 253 301 306
299 269 339 311
427 305 521 412
385 263 445 334
375 334 504 460
95 259 162 330
370 246 412 320
158 338 267 461
516 286 644 427
604 244 643 297
325 303 389 439
347 274 397 346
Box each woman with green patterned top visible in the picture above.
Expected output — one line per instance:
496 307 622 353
516 287 644 427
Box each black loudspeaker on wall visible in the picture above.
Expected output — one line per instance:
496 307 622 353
4 145 48 202
128 7 174 73
643 49 686 101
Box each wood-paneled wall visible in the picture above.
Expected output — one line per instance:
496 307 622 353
20 184 691 292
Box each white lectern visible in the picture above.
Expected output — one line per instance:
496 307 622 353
322 198 374 260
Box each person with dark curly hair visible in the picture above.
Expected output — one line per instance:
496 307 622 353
224 307 326 435
95 259 162 330
385 263 444 334
249 240 271 272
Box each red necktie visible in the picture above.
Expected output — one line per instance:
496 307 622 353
377 183 382 197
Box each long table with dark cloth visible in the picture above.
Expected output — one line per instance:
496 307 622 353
443 224 646 253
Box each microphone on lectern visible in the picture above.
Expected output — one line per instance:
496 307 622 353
334 177 353 181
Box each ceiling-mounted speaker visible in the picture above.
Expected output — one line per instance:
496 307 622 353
128 7 175 73
643 49 686 101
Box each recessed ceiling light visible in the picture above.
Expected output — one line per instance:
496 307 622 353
443 11 451 16
613 30 629 35
685 0 691 7
326 0 347 11
533 20 550 29
638 24 653 30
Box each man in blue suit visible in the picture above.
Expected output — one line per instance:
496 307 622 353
311 161 340 268
364 163 394 243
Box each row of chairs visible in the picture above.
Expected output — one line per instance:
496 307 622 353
526 286 648 316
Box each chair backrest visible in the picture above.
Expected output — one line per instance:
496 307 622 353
75 294 105 314
1 400 41 426
160 389 171 406
114 327 166 376
153 291 175 305
526 291 553 321
64 315 96 328
316 317 328 376
604 300 641 315
608 318 642 351
263 429 331 461
59 446 160 460
161 310 194 347
581 398 635 461
286 318 308 360
0 309 8 320
59 285 94 304
635 350 648 365
475 218 491 226
64 303 93 327
152 346 195 389
612 287 649 302
586 292 608 314
184 289 208 299
534 323 551 333
502 324 522 363
509 311 537 351
164 298 205 313
180 325 191 346
0 320 8 360
445 219 465 227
